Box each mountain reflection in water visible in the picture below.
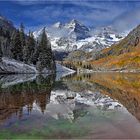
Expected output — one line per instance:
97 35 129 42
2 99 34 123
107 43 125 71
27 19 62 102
0 73 140 139
63 73 140 121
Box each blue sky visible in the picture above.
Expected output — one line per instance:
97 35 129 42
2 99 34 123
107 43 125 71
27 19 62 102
0 0 140 32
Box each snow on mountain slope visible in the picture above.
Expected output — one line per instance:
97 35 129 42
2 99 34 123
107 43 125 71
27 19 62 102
34 19 90 40
34 20 126 53
34 19 91 51
52 22 63 28
64 19 90 40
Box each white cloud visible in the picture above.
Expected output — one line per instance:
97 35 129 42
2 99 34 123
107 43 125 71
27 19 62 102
9 0 140 32
9 0 46 5
22 1 126 27
112 8 140 32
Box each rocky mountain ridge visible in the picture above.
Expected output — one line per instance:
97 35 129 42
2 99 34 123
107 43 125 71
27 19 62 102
89 24 140 71
34 19 125 53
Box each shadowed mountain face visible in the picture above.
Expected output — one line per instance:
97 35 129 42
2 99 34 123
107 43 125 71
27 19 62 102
63 73 140 121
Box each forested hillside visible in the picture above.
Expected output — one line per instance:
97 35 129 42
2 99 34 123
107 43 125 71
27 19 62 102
89 25 140 72
0 15 56 73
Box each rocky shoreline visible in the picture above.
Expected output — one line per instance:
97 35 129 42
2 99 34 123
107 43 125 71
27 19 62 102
77 68 140 74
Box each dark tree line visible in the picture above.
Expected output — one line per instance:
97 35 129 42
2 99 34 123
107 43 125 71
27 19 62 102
0 23 56 73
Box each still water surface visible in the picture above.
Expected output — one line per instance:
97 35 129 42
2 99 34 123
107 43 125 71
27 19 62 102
0 73 140 139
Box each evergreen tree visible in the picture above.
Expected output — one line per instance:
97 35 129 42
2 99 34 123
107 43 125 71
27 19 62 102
0 41 3 62
11 30 23 61
36 28 55 73
23 31 35 64
19 23 26 47
32 45 39 65
29 32 36 63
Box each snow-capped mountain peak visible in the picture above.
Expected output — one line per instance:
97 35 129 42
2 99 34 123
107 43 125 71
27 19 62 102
65 19 90 32
33 20 126 53
63 19 90 40
34 19 91 40
65 19 82 29
52 22 63 28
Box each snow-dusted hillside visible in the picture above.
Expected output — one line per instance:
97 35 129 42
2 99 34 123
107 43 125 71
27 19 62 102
0 60 75 87
0 57 37 74
34 20 126 53
0 57 75 75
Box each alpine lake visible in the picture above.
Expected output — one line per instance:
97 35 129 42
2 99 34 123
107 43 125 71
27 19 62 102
0 72 140 139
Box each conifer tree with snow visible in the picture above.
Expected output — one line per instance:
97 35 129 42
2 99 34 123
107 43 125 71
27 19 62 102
32 45 39 65
23 31 35 64
11 30 23 61
19 23 26 47
36 28 56 73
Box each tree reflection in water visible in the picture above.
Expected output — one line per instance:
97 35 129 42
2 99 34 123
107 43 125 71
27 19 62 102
0 74 55 123
0 73 140 139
